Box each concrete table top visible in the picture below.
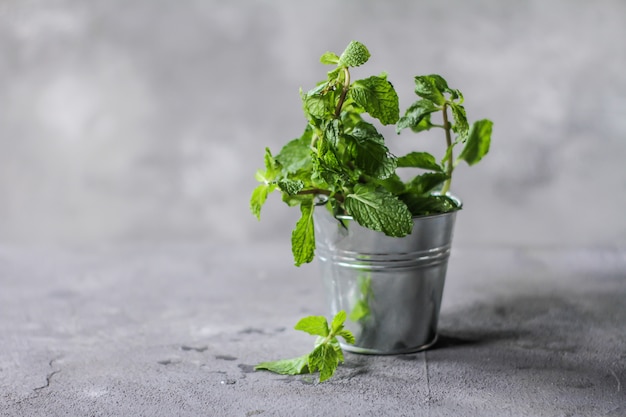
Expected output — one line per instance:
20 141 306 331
1 243 624 416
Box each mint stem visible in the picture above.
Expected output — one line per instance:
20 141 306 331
298 188 344 203
298 189 331 196
334 67 351 118
441 103 453 195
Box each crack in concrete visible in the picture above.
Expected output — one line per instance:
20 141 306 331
423 351 432 406
609 369 621 393
33 358 61 392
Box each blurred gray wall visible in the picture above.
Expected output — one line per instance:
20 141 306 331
1 0 625 248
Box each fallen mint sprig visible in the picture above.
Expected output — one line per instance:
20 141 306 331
255 310 355 383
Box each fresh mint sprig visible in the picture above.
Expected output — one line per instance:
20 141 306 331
250 40 493 266
255 310 355 383
396 74 493 195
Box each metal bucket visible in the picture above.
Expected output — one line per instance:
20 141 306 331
314 199 460 355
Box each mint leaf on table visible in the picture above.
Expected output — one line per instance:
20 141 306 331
349 74 400 125
457 119 493 166
330 310 347 333
294 315 330 337
255 311 355 383
291 202 315 266
345 184 413 237
335 329 355 345
308 343 340 383
255 354 309 376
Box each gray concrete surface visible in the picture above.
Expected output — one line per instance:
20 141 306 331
1 243 624 416
0 0 625 248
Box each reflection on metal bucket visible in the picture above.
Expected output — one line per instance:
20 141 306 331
314 202 459 355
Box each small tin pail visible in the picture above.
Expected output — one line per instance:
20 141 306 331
314 199 460 354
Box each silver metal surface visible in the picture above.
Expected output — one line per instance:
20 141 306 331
314 202 460 354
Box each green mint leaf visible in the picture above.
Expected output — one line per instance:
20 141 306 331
313 138 345 184
411 114 434 133
254 168 270 184
277 179 304 196
255 354 310 375
276 129 313 174
449 102 469 140
374 173 406 195
257 312 353 383
303 84 336 120
294 315 330 337
397 152 443 172
251 148 281 220
329 338 344 364
400 194 459 216
339 40 370 67
396 99 440 133
320 51 340 65
324 119 341 148
259 147 280 180
312 127 352 186
349 119 381 140
336 329 356 345
326 66 342 82
348 122 397 179
345 184 413 237
416 74 464 103
414 75 446 105
281 192 316 208
303 93 331 120
330 310 347 334
250 183 275 220
426 74 449 91
406 172 449 195
446 89 465 104
457 119 493 166
348 75 400 125
291 202 316 266
308 343 340 382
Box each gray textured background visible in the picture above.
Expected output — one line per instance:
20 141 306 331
1 0 625 248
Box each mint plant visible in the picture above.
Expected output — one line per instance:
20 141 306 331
251 41 492 266
255 310 355 383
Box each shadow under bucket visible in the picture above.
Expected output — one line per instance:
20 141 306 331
314 200 460 355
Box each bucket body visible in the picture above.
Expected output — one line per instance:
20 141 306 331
314 204 459 354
